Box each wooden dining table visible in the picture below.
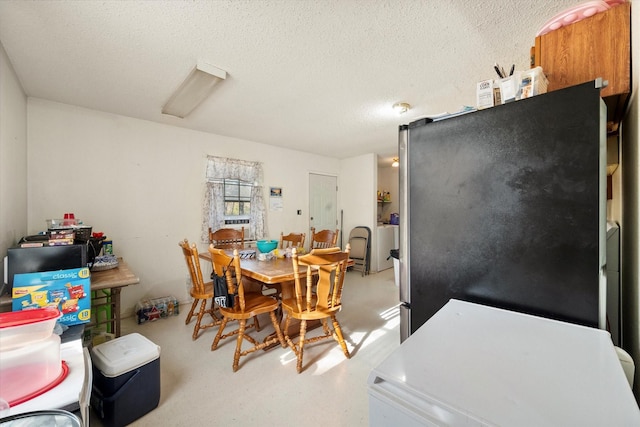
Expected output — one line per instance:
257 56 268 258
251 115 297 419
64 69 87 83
199 249 354 299
198 250 297 299
199 249 353 348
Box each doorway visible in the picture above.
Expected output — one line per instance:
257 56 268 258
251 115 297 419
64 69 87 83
309 173 338 241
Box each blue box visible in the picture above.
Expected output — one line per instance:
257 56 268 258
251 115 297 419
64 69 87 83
12 267 92 326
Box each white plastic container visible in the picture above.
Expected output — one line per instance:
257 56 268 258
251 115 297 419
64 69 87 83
91 333 160 378
0 307 60 351
0 333 63 405
519 66 548 99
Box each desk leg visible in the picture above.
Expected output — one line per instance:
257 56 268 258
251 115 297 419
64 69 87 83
112 288 122 337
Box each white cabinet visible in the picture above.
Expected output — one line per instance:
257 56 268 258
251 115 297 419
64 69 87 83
377 225 398 272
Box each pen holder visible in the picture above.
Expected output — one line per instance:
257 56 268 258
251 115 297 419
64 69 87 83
498 72 521 104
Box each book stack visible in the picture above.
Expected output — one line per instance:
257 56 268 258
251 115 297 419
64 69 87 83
49 229 75 246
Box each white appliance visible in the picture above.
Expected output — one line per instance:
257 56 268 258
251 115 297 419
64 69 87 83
376 225 398 272
399 82 607 342
368 299 640 427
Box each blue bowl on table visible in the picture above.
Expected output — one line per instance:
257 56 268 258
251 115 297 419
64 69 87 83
256 239 278 253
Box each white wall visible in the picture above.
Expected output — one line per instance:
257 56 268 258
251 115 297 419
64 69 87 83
0 41 28 283
26 99 342 314
339 154 377 265
622 2 640 401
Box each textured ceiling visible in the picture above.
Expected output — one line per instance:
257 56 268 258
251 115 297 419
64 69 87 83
0 0 580 165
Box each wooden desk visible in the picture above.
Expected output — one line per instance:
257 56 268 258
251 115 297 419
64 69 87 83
0 259 139 337
90 258 139 337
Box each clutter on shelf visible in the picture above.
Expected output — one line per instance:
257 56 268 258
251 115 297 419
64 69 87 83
477 66 548 110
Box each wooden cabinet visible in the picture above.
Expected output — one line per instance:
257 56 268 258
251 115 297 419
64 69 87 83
533 3 630 133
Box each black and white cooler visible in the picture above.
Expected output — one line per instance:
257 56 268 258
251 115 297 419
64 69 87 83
90 332 160 427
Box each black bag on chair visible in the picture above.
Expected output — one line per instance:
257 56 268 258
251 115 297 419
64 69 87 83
212 271 234 308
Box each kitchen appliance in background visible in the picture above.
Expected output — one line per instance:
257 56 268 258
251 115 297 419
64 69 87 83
376 225 397 272
3 245 87 296
399 80 607 342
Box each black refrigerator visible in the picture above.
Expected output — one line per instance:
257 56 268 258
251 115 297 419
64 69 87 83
398 80 607 342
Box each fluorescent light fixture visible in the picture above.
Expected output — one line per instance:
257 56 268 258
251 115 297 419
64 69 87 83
162 62 227 118
391 158 399 168
392 102 411 115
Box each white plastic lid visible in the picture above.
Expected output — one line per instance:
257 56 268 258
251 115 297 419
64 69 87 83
91 333 160 377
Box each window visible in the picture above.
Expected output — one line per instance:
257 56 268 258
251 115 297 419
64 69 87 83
203 156 267 243
224 179 252 216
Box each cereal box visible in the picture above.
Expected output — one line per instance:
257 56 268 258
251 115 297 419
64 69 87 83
12 267 91 326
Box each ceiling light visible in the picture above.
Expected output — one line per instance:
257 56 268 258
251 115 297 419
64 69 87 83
162 62 227 118
392 158 399 168
392 102 411 115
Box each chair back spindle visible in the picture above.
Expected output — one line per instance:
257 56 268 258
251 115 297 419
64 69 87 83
283 244 351 373
178 239 219 340
309 227 338 250
180 240 206 294
209 227 245 250
280 232 306 250
208 246 286 371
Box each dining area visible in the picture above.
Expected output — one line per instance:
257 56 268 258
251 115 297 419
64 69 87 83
178 226 353 373
89 256 399 426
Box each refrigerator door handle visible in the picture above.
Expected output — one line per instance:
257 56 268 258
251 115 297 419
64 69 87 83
400 302 411 343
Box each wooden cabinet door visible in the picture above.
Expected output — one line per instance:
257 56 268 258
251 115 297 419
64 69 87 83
534 3 630 130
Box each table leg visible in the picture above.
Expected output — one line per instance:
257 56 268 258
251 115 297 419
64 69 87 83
112 288 121 337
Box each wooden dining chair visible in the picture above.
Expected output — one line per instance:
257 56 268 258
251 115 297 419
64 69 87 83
309 227 338 249
279 232 305 250
208 227 245 249
209 245 286 372
282 244 351 373
179 239 220 340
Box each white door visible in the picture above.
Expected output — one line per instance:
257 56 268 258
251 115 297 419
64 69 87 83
309 173 338 239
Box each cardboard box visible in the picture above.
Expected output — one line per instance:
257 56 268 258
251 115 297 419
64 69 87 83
12 267 91 326
476 79 495 110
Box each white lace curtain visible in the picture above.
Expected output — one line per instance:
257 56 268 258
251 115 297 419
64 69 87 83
201 156 267 242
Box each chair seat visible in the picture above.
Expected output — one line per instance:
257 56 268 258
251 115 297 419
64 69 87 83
219 294 280 320
281 297 341 321
190 281 214 300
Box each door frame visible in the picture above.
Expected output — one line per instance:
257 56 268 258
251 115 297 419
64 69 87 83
308 172 338 243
